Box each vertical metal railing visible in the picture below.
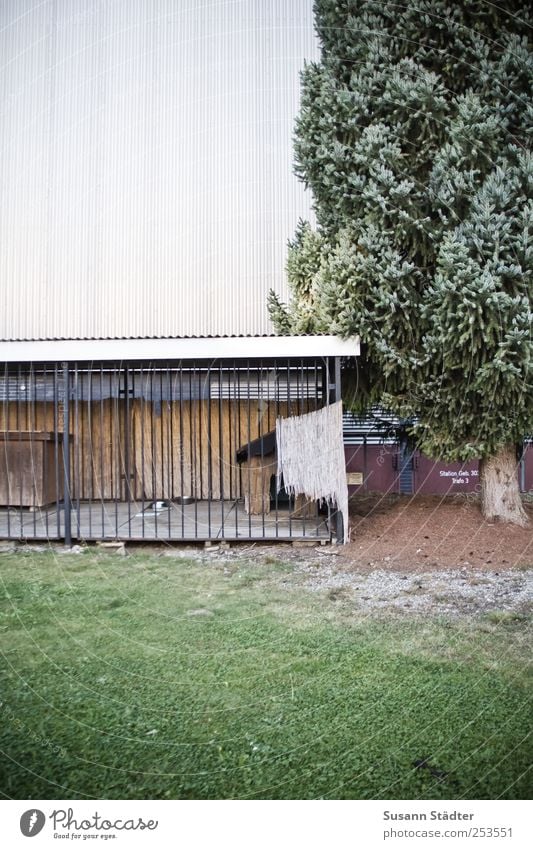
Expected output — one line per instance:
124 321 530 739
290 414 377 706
218 360 224 539
0 363 64 541
123 365 132 538
62 363 72 547
0 358 333 543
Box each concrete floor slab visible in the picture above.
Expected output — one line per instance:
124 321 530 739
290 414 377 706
0 500 331 542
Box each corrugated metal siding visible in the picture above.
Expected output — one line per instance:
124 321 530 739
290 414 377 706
0 0 318 341
342 408 404 445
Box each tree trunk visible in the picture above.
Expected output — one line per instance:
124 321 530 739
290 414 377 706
479 444 529 527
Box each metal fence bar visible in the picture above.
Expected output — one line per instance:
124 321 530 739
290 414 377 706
236 362 242 538
152 367 158 540
62 363 72 547
207 363 212 539
16 364 22 539
159 365 166 538
198 363 203 533
87 364 93 539
273 363 279 538
112 364 119 538
300 358 307 538
175 360 182 539
325 357 332 540
28 364 36 538
124 365 132 538
73 364 81 539
246 360 252 538
54 365 62 540
285 360 294 538
140 362 146 539
219 360 224 539
334 356 344 543
191 364 198 538
2 364 10 539
232 360 238 537
257 362 262 538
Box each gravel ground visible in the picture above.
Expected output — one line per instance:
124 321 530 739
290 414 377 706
290 560 533 618
5 519 532 620
159 543 532 619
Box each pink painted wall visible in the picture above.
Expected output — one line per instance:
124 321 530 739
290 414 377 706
345 445 400 495
344 443 533 495
415 456 480 495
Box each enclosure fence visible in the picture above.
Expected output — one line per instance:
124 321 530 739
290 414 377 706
0 357 342 543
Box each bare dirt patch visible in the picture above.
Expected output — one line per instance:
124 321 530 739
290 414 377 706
343 494 533 572
288 495 532 618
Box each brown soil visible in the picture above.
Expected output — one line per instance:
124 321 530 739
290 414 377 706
342 494 533 571
19 494 531 575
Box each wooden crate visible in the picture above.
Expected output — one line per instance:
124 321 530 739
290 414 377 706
0 432 64 507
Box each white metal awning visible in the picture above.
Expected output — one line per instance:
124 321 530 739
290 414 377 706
0 335 360 363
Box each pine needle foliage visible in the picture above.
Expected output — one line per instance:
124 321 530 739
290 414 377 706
269 0 532 461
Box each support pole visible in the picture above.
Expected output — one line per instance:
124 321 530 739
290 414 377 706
333 356 344 544
62 362 72 547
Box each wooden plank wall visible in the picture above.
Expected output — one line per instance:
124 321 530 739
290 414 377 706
1 401 56 433
131 399 312 500
2 398 315 502
72 399 125 501
1 400 124 501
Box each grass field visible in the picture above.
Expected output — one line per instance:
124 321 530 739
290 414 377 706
0 550 531 799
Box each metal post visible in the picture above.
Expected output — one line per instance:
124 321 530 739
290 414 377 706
123 365 132 537
62 362 72 547
333 356 344 544
363 435 368 493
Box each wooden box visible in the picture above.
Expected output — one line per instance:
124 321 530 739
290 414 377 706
0 432 64 507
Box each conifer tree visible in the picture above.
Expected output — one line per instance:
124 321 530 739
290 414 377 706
270 0 532 525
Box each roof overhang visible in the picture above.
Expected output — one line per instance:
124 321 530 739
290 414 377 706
0 335 360 363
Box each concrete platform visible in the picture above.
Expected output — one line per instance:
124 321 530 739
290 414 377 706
0 499 331 542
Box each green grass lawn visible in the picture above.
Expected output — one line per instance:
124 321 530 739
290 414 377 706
0 550 531 799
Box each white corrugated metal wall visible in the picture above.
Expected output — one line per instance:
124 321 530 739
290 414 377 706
0 0 317 340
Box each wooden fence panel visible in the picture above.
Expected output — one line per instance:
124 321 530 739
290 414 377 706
2 396 316 503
